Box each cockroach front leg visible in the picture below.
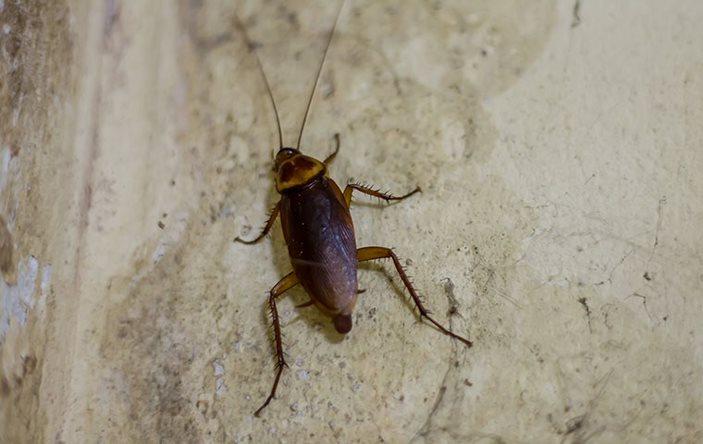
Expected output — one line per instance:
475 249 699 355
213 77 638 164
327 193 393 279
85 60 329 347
357 246 472 347
343 183 421 207
255 271 299 416
323 133 341 165
234 202 280 244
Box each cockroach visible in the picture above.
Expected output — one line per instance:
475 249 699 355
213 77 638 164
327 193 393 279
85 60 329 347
233 1 472 416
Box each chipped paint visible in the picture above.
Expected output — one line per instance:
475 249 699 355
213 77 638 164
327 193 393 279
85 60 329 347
151 211 189 265
297 369 310 381
213 359 227 398
38 265 52 308
0 147 12 194
0 256 39 342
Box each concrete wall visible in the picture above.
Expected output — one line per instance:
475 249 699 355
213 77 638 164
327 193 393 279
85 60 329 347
1 0 701 442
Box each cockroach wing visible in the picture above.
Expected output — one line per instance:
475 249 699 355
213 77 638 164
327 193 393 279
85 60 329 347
279 177 358 315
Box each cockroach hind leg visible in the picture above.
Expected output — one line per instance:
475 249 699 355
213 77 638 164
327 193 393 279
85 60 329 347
255 273 298 416
356 246 473 348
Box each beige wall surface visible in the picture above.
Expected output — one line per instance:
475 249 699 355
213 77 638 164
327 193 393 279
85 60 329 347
1 0 702 442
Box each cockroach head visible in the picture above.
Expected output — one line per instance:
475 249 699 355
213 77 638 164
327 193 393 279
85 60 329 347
273 148 326 193
273 147 299 171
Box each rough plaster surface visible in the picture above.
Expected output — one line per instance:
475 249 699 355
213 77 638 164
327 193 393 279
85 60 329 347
1 0 702 442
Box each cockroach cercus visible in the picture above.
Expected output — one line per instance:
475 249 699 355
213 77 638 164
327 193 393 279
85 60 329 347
233 1 472 416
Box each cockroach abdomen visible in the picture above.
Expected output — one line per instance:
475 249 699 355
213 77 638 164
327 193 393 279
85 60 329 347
333 314 352 334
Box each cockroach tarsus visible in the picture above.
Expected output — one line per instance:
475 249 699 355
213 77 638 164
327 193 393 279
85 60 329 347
233 1 472 416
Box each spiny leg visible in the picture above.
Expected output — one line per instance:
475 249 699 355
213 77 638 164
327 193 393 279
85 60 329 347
343 183 421 207
255 271 298 416
323 133 341 165
234 202 280 244
357 246 472 347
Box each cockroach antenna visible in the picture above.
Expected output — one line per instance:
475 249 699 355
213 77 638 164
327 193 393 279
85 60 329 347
296 0 347 150
233 14 284 150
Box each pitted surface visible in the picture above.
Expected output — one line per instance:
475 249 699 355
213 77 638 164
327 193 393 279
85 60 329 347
1 1 702 442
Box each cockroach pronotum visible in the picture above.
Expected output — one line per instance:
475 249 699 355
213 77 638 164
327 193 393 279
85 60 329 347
233 1 472 416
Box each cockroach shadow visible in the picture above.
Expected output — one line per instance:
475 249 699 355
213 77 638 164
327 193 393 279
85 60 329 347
232 0 472 416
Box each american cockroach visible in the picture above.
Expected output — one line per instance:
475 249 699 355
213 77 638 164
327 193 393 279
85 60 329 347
233 1 472 416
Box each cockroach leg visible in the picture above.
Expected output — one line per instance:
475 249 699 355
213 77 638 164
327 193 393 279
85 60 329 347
234 202 280 244
343 183 421 207
323 133 341 165
255 271 298 416
356 246 472 347
295 300 315 308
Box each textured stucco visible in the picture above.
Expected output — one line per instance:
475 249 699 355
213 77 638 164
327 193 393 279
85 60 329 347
1 0 702 442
